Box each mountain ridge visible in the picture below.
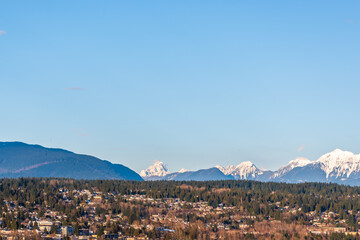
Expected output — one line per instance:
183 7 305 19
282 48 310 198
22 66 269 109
0 141 143 180
141 149 360 185
2 142 360 184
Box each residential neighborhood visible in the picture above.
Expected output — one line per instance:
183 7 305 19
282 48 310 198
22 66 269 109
0 179 360 239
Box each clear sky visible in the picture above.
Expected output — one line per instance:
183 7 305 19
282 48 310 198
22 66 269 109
0 1 359 173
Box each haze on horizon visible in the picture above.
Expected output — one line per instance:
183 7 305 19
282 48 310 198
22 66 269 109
0 1 359 172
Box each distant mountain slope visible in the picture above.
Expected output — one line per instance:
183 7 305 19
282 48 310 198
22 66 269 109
139 149 360 185
140 161 234 181
215 161 264 180
0 142 143 180
274 163 326 183
278 149 360 185
140 160 170 178
162 168 234 181
271 157 312 179
316 149 360 180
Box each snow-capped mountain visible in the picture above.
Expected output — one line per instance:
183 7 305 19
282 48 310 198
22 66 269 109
139 149 360 185
140 162 232 181
272 149 360 185
215 161 264 180
316 149 360 179
272 157 312 179
140 160 171 179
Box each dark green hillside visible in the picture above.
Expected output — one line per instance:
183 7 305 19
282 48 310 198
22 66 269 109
0 142 142 180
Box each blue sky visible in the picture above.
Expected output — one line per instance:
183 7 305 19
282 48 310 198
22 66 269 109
0 1 359 172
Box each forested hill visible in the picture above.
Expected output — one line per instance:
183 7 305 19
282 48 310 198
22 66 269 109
3 177 360 215
0 142 142 180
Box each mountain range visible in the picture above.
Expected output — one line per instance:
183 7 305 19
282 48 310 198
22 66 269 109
0 142 142 180
1 142 360 185
140 149 360 185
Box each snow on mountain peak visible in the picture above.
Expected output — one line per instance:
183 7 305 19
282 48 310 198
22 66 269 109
316 149 360 179
215 161 262 179
288 157 312 167
139 149 360 183
331 148 345 153
140 160 171 177
214 165 225 172
272 157 312 178
237 161 254 168
178 168 189 173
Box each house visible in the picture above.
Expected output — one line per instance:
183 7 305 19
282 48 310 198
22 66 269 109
62 226 74 236
37 220 53 232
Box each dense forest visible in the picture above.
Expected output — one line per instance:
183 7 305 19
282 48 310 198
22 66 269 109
1 178 358 220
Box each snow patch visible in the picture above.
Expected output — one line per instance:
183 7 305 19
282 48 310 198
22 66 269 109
215 161 262 179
